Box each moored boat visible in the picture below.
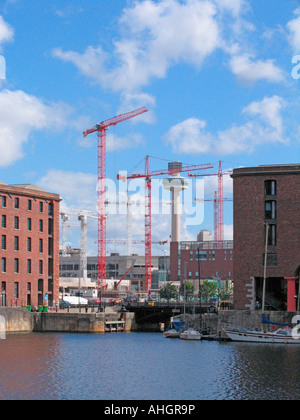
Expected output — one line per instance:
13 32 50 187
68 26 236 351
164 318 185 338
224 327 299 344
180 328 202 341
224 314 300 344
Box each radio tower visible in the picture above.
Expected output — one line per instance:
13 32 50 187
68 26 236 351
83 107 148 291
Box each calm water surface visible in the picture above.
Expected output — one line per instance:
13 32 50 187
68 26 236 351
0 332 299 400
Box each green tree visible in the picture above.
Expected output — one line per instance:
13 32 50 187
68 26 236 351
219 279 233 301
199 281 218 303
159 283 177 303
179 281 195 301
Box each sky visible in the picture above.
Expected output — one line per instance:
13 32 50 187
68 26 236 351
0 0 300 256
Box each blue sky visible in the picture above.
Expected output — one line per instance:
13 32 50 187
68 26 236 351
0 0 300 255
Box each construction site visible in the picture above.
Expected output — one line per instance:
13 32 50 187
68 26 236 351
58 107 234 305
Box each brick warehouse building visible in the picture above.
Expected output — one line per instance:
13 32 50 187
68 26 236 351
170 240 233 287
0 182 60 308
232 164 300 311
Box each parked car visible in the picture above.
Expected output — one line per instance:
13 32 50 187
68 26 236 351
59 300 71 309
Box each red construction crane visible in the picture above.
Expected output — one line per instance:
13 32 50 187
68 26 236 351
189 161 232 241
116 266 134 288
83 107 148 292
118 156 214 293
195 195 233 241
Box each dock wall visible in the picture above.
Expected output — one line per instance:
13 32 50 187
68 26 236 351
0 308 298 335
0 309 137 334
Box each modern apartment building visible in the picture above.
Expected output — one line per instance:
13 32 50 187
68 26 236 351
0 183 60 308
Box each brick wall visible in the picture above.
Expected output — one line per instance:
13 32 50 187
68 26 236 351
0 184 60 308
232 165 300 309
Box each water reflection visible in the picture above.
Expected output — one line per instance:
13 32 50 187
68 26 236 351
0 333 299 400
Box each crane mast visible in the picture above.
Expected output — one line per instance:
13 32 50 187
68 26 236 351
83 107 148 292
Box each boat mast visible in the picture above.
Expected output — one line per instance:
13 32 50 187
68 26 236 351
262 223 269 313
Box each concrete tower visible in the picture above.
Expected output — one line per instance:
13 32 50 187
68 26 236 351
163 162 189 242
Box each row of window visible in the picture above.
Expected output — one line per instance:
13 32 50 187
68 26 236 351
1 279 51 301
1 215 47 232
1 235 51 253
188 250 233 262
1 257 44 275
1 196 54 216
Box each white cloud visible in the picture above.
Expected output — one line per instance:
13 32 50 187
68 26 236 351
229 53 286 84
287 8 300 51
37 169 97 210
0 15 13 48
53 0 221 95
0 90 72 167
165 95 288 155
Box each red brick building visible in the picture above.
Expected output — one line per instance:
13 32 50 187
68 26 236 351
232 164 300 311
170 241 233 287
0 183 60 308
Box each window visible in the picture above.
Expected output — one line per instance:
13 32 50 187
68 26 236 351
224 250 227 261
14 216 19 230
1 196 6 208
28 200 32 211
211 251 215 261
27 283 31 293
1 258 6 273
14 236 19 251
48 218 53 235
14 258 19 274
14 282 19 299
1 215 6 228
27 238 32 252
27 259 32 274
39 239 43 253
196 250 207 261
266 224 276 246
265 180 276 196
1 235 6 251
39 202 43 213
39 220 43 233
265 201 276 220
14 197 19 209
39 260 43 275
27 218 32 231
263 253 278 267
190 251 193 262
48 203 53 216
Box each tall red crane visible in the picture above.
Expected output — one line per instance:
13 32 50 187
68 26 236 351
195 194 233 241
189 161 232 241
83 107 148 291
118 156 214 293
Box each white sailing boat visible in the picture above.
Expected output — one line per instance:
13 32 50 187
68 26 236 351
224 315 300 344
180 328 202 341
224 327 299 344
